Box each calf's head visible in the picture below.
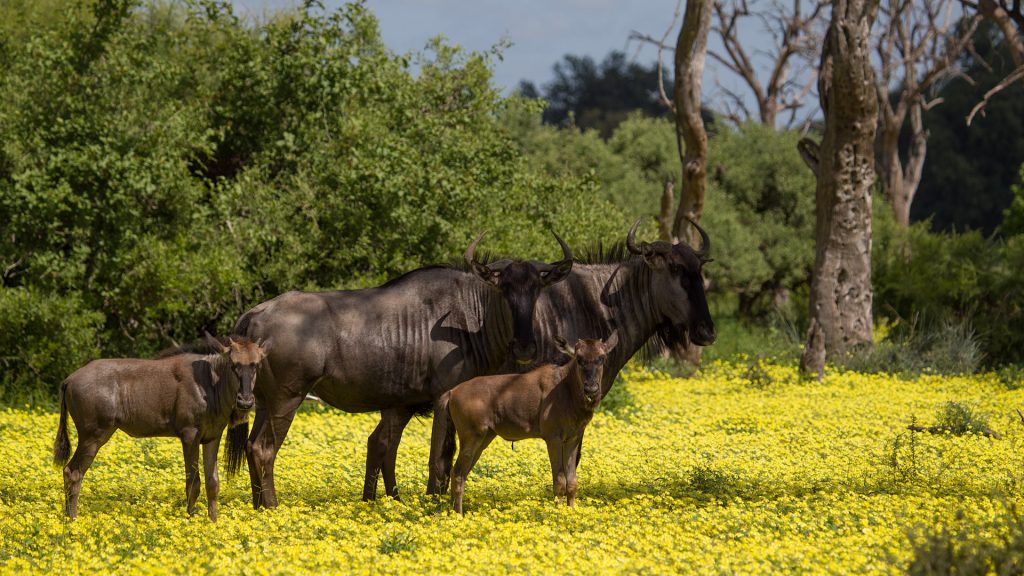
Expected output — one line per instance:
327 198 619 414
556 333 618 407
626 219 716 347
205 332 272 411
465 231 573 363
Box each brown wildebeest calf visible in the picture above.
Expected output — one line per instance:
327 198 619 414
442 333 617 514
52 333 270 521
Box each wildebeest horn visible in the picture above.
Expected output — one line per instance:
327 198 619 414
687 217 711 261
550 230 573 264
626 219 644 255
464 232 486 267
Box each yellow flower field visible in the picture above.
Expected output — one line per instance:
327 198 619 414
2 362 1023 574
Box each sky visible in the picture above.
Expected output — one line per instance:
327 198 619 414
232 0 705 92
230 0 811 124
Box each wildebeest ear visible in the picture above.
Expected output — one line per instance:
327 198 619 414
540 259 572 287
472 264 501 286
554 336 575 358
604 331 619 353
204 331 229 355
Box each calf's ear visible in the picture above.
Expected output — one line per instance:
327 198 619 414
260 337 274 355
554 336 575 358
604 331 619 353
204 331 230 355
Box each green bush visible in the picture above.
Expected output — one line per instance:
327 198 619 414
873 205 1024 366
0 1 625 398
0 287 103 404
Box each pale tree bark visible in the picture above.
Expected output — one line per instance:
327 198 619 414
798 0 880 378
708 0 827 129
671 0 714 249
874 0 978 226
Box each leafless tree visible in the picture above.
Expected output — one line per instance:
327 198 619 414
873 0 980 227
707 0 828 129
961 0 1024 123
798 0 880 378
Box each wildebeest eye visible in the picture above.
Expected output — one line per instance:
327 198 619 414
597 356 605 365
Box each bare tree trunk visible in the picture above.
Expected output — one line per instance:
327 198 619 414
663 0 714 366
799 0 879 378
671 0 713 248
877 103 926 227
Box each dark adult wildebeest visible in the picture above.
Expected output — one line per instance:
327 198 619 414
426 219 716 493
232 233 573 507
443 334 617 513
53 333 270 521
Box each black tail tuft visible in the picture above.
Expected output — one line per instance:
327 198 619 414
225 417 249 478
53 381 71 466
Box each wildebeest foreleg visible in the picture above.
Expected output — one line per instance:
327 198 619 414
364 407 415 501
247 394 303 509
181 430 202 516
202 436 221 521
246 407 267 509
62 429 113 520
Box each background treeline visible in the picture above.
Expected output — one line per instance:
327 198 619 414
2 0 1024 402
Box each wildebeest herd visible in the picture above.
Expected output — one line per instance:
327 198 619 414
53 220 716 519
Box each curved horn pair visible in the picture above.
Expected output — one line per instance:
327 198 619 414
464 231 573 268
626 217 711 260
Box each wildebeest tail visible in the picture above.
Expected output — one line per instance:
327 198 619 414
53 380 71 466
225 410 249 478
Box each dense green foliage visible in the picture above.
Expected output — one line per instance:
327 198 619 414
0 0 625 400
873 205 1024 366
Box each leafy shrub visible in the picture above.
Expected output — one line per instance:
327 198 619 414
934 401 991 436
0 1 626 396
0 287 103 403
873 205 1024 366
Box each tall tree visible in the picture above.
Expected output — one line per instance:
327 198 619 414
798 0 879 377
873 0 978 227
672 0 715 247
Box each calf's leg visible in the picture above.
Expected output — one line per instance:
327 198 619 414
564 439 582 506
202 436 221 521
63 428 113 521
545 438 570 505
450 430 495 515
181 429 202 516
